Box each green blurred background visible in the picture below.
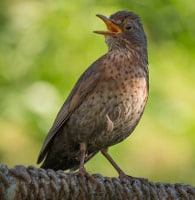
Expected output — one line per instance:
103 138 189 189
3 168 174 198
0 0 195 184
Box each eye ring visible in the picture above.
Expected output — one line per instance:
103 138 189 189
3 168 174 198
125 23 133 30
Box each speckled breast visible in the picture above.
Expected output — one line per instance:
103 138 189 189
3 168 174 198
67 51 148 150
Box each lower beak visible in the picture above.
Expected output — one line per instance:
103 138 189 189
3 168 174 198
94 14 121 35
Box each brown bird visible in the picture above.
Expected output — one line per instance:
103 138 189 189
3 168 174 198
37 11 149 177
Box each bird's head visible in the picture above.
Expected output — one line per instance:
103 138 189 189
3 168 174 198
94 11 147 52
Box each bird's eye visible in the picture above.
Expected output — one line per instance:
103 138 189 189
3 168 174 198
125 23 133 31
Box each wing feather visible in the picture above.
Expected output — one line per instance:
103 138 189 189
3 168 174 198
37 62 102 164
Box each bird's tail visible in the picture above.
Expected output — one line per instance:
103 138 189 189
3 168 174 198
41 151 99 171
40 155 80 171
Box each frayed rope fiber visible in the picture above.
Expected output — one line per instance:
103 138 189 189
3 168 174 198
0 165 194 200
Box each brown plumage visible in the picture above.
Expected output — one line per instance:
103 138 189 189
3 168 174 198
37 11 149 177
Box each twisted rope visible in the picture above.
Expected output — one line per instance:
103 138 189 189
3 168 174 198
0 165 194 200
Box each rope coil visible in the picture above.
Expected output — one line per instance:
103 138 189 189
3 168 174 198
0 165 194 199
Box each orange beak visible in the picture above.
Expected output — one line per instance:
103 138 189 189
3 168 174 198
94 14 121 35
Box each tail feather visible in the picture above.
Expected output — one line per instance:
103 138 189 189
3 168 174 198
41 155 80 171
40 151 99 171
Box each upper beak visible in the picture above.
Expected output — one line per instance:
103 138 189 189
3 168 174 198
94 14 121 35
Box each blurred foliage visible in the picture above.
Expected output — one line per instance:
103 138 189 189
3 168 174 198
0 0 195 184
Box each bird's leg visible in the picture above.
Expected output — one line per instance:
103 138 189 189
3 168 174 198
78 143 95 183
101 147 126 178
79 142 87 175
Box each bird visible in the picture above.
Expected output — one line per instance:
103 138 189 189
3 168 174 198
37 10 149 178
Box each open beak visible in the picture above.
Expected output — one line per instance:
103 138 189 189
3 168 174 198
94 14 121 35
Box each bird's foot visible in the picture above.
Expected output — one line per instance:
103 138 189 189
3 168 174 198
118 171 129 179
68 166 86 176
117 169 135 182
69 166 93 181
78 166 97 183
78 165 87 176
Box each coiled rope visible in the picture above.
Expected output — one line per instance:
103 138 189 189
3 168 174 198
0 165 194 199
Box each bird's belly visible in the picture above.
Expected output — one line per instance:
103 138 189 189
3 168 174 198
67 77 147 150
90 94 146 149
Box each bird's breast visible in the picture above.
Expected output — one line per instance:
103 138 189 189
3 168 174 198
99 66 148 142
67 56 148 149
